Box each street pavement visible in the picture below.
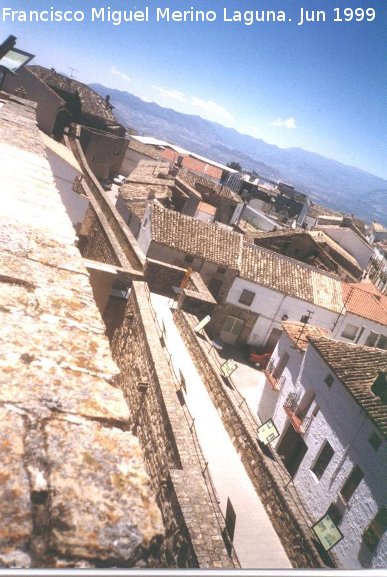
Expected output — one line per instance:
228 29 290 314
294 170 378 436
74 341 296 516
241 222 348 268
151 293 291 569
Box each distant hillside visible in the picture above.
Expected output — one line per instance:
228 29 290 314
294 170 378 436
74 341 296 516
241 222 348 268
91 83 387 225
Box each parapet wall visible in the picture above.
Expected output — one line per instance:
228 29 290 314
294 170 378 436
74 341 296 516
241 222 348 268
111 282 234 569
0 95 162 569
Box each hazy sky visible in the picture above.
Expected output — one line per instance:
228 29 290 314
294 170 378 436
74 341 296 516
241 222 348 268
3 0 387 179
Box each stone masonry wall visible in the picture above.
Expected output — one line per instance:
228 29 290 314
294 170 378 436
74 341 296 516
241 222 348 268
78 204 121 266
0 95 162 569
174 309 327 569
111 282 234 569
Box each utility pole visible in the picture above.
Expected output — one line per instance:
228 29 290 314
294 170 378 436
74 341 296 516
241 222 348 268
293 309 314 348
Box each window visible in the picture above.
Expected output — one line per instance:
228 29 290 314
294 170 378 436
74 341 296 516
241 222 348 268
339 465 363 503
368 432 382 451
377 335 387 350
327 503 343 525
365 331 379 347
184 254 194 265
311 441 334 480
223 316 244 337
325 373 334 387
239 289 255 306
362 507 387 552
272 352 289 379
341 323 359 340
312 405 320 418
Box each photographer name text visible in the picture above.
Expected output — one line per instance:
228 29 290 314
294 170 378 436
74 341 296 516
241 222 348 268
0 6 377 26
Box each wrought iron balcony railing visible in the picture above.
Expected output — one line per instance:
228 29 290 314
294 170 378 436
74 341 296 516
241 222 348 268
263 359 286 391
283 393 313 434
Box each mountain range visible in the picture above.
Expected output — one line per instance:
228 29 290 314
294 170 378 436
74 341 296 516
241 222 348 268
91 83 387 226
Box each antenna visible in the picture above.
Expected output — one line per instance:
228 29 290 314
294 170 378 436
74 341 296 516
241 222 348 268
293 309 314 348
68 67 78 78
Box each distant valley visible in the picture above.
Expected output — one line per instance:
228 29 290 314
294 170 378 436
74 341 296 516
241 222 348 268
91 83 387 226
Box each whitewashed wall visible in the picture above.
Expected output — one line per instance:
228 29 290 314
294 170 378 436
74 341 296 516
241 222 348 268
225 277 338 347
319 227 373 270
333 312 387 347
269 340 387 569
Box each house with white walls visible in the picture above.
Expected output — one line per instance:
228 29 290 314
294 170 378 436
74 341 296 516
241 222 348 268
210 243 344 348
137 204 242 298
210 246 387 351
332 282 387 349
258 325 387 569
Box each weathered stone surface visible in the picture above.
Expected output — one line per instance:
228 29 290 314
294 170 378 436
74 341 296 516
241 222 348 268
0 96 163 568
0 407 32 550
46 417 161 561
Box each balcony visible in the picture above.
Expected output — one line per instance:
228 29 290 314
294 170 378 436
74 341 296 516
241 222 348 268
283 393 313 434
263 359 286 391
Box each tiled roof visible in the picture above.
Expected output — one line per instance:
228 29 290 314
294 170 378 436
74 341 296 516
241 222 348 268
128 139 162 159
30 65 123 130
127 159 172 183
197 202 216 216
282 321 328 351
343 282 387 326
120 182 171 202
241 244 344 313
309 336 387 437
127 201 150 220
150 205 242 268
307 203 343 219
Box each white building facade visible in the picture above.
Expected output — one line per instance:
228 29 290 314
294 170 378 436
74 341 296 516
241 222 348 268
258 328 387 569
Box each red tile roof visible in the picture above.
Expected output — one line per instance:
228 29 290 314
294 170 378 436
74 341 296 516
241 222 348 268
282 321 328 351
343 282 387 326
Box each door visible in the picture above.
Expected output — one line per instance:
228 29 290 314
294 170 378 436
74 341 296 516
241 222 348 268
265 327 283 351
277 424 308 477
220 315 245 344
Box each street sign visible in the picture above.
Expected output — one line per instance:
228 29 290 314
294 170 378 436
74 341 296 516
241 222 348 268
194 315 211 333
312 513 344 551
220 358 237 378
257 418 279 445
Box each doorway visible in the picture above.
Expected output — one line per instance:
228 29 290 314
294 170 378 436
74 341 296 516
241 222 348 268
277 424 308 477
220 315 245 344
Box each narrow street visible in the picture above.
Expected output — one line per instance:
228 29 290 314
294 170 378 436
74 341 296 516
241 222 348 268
151 293 291 569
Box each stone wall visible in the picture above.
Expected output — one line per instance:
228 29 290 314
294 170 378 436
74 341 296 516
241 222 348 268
145 259 185 296
78 204 121 266
67 129 145 273
174 310 327 569
209 302 259 344
111 282 234 569
0 95 163 569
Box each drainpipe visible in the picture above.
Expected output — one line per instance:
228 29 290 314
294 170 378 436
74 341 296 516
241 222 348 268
261 293 287 345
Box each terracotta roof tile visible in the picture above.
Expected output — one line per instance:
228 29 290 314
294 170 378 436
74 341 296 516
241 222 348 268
282 321 328 351
150 205 242 268
343 282 387 326
309 336 387 437
241 244 343 312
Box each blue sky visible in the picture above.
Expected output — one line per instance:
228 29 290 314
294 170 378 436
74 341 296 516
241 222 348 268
2 0 387 179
